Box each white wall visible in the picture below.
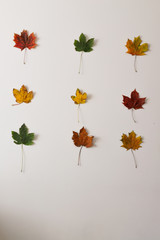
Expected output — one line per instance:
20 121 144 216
0 0 159 239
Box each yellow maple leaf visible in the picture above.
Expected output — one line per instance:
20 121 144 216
121 131 142 151
71 88 87 104
13 85 33 105
126 36 148 56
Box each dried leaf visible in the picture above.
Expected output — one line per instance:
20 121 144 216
71 89 87 104
72 127 93 148
121 131 142 151
13 30 37 51
126 36 148 56
123 89 146 110
14 30 37 64
72 127 94 165
126 36 149 72
13 85 33 105
121 131 143 168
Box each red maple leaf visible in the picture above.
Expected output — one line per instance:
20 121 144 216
123 89 146 110
13 30 37 51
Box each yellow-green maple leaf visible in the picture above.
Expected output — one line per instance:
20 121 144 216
126 36 148 56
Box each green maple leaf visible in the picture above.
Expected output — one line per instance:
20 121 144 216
74 33 95 73
12 123 34 145
11 124 35 172
74 33 94 52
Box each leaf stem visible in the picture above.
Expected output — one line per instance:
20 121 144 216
78 146 83 166
12 103 21 106
131 109 136 123
21 144 24 172
134 55 137 72
78 51 83 74
131 149 137 168
77 104 80 123
23 48 27 64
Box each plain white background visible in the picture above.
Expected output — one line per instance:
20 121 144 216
0 0 159 239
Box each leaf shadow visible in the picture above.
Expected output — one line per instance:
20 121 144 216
86 93 93 101
33 91 36 98
93 39 98 47
34 134 39 141
34 33 39 47
147 43 151 51
145 97 149 104
92 136 99 147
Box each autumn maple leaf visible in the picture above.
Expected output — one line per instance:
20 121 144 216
12 85 33 106
14 30 37 50
121 131 143 168
71 89 87 122
125 36 149 72
122 89 146 122
13 30 37 64
71 88 87 104
121 131 142 151
126 36 148 56
72 127 94 165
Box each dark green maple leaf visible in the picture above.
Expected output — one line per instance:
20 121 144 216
12 123 34 145
74 33 95 73
12 124 35 172
74 33 94 52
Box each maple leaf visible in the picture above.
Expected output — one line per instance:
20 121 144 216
12 124 35 172
121 131 143 168
126 36 148 56
14 30 37 50
12 124 34 145
71 89 87 123
74 33 94 52
74 33 94 73
125 36 149 72
72 127 94 165
71 89 87 104
123 89 146 110
13 30 37 64
12 85 33 106
121 131 142 151
122 89 146 123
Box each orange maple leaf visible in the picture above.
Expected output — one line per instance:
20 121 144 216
125 36 149 72
14 30 37 64
14 30 37 51
72 127 94 165
125 36 148 56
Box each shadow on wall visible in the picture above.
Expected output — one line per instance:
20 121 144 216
0 225 7 240
0 216 48 240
